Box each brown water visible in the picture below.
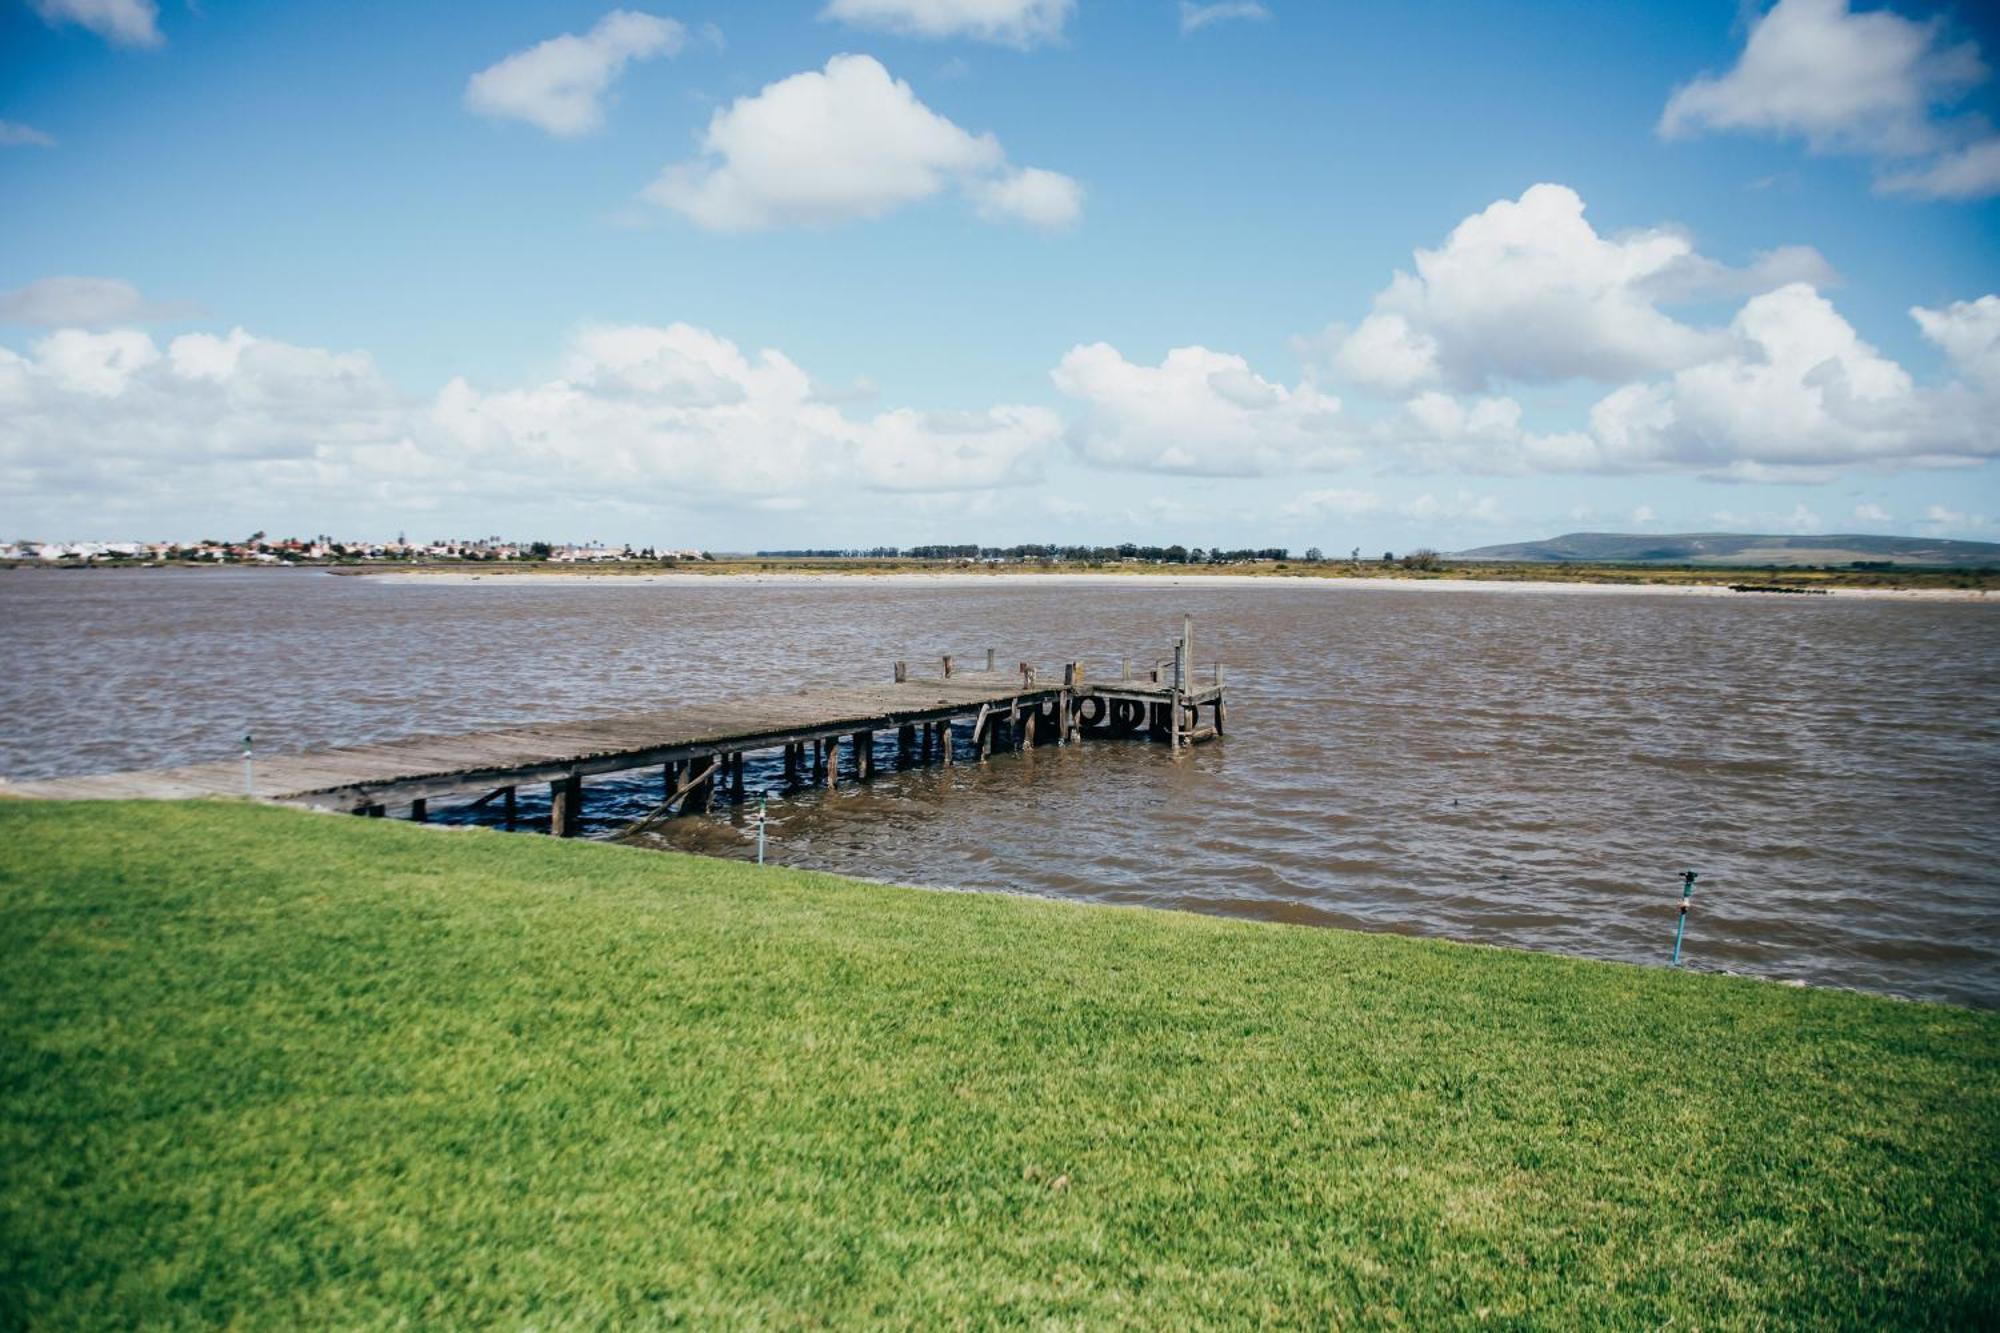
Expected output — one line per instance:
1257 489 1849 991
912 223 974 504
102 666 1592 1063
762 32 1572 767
4 569 1997 1007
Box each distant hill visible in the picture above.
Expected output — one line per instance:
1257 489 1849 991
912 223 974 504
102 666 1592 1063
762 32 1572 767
1454 531 2000 568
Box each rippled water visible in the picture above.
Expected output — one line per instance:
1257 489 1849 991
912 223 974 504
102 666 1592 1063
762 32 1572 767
4 569 1997 1007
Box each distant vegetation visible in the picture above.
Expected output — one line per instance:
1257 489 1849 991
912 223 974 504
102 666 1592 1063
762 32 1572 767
2 801 1994 1325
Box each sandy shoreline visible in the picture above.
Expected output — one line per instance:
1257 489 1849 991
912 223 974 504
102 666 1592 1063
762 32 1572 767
354 569 1995 601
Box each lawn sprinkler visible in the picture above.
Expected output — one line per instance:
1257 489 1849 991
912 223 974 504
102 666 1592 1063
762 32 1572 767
1671 870 1697 966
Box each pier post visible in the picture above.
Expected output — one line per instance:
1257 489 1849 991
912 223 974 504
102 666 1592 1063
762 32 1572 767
730 752 745 800
1215 663 1226 736
410 798 427 822
853 731 875 780
1023 707 1038 749
941 719 956 766
894 660 907 683
942 654 954 680
898 724 915 765
920 722 934 764
551 774 582 837
986 648 996 673
684 761 714 815
1062 663 1080 743
503 786 516 827
783 743 799 785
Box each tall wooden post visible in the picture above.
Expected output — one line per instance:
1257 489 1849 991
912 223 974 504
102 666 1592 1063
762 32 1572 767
986 647 996 673
551 774 582 837
684 762 713 815
853 731 875 780
409 798 427 822
783 743 799 785
898 724 915 765
894 660 908 683
1062 663 1080 743
941 719 956 766
730 752 745 799
942 654 955 680
502 786 516 828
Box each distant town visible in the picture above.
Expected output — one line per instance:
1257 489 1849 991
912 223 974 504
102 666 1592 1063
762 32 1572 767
2 535 1327 568
1 534 715 566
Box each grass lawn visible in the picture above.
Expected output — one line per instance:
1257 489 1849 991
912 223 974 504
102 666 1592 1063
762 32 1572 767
2 801 1995 1327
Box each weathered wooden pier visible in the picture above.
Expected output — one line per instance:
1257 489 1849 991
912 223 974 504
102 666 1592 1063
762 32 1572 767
6 620 1226 836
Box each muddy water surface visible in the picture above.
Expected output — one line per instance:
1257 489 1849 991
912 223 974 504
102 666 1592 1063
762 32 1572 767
4 569 1996 1006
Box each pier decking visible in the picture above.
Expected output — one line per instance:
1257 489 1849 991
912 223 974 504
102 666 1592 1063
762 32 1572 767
5 625 1226 836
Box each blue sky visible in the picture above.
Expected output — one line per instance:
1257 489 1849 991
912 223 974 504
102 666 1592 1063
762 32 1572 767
2 0 1997 549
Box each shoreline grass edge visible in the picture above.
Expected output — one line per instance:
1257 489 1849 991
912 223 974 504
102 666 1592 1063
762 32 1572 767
2 800 1994 1326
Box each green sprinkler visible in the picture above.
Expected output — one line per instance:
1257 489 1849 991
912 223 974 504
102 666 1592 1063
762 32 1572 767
1671 870 1697 966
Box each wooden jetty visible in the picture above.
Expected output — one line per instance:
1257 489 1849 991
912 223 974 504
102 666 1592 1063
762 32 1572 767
5 619 1226 836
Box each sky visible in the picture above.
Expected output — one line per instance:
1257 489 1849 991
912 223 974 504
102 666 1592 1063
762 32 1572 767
2 0 1998 551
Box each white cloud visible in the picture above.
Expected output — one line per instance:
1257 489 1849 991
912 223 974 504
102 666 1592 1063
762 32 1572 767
822 0 1072 47
1910 294 2000 390
968 165 1083 228
1875 136 2000 199
466 10 684 137
1401 491 1504 525
1577 282 1997 477
1282 488 1384 519
1660 0 1999 200
0 276 187 327
1052 342 1350 475
1631 504 1657 523
0 321 1061 521
29 0 160 47
1327 184 1824 393
645 54 1079 230
1180 2 1270 35
0 120 56 148
1852 502 1892 522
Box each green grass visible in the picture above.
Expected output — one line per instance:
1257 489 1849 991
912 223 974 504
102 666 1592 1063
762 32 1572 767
2 802 1995 1328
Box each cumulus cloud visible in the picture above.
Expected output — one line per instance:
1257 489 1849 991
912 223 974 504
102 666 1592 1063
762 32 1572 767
1576 283 1994 478
466 10 684 137
1910 294 2000 389
1325 184 1826 393
1179 3 1270 34
0 120 56 148
645 54 1080 230
1853 502 1892 522
29 0 160 47
1661 0 2000 200
1281 488 1384 519
0 321 1061 521
0 276 190 327
1052 343 1349 475
821 0 1072 47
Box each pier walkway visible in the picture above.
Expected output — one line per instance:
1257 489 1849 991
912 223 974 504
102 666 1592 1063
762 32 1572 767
5 626 1226 836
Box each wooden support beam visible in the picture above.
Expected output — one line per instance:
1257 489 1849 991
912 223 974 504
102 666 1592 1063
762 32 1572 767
1023 707 1038 750
683 759 714 815
853 731 875 780
502 786 516 827
729 751 745 799
410 798 428 822
783 742 799 785
550 774 583 837
897 723 915 765
973 705 993 760
940 719 955 766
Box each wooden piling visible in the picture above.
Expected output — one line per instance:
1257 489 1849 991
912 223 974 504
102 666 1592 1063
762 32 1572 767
502 786 516 827
942 654 954 680
854 731 875 780
894 660 908 683
550 774 582 837
410 798 427 822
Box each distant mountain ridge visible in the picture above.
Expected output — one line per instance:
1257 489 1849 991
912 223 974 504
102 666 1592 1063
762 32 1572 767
1454 531 2000 568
